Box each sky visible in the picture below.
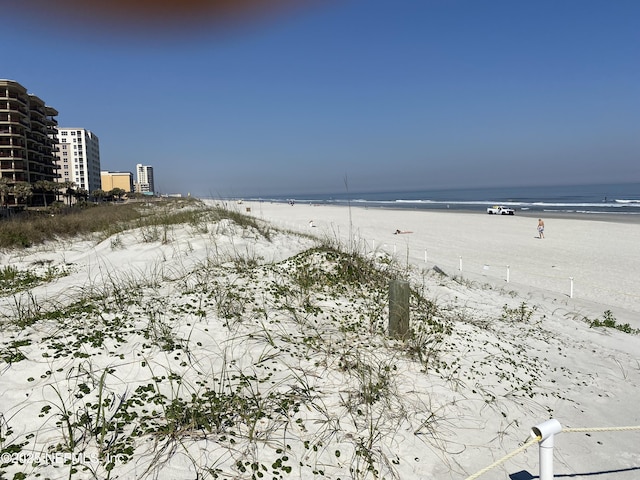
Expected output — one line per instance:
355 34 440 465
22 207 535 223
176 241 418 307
4 0 639 198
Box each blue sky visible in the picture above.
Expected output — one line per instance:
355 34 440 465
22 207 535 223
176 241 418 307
4 0 639 197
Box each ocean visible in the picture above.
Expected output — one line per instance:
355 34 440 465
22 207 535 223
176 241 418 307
246 182 640 216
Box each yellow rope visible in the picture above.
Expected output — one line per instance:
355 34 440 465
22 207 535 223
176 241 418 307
564 425 640 433
463 435 541 480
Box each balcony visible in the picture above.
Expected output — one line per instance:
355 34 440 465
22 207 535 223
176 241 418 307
0 157 25 166
1 93 28 105
0 104 28 115
0 127 25 136
29 128 46 138
0 140 26 148
30 115 45 127
0 151 19 159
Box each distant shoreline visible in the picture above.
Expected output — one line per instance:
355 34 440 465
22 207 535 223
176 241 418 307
332 203 640 225
511 209 640 224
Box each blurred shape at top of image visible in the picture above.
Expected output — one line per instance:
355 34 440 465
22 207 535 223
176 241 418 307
9 0 329 38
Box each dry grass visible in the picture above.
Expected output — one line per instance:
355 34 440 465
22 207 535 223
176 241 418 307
0 198 270 249
0 202 145 248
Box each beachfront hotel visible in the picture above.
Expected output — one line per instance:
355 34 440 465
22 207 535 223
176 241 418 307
54 128 102 194
101 170 134 193
135 163 155 195
0 79 59 208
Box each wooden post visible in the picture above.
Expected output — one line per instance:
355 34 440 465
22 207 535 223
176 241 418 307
389 280 410 340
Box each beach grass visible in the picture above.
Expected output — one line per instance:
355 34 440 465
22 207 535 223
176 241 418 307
0 199 439 478
0 198 273 250
1 199 638 479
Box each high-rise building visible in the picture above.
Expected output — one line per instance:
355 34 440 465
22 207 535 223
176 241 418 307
1 79 59 207
135 163 155 194
54 128 101 194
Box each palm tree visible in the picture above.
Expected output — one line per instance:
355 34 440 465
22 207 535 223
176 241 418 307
111 188 126 202
75 188 89 202
92 189 106 203
12 181 33 207
60 181 75 206
34 180 59 207
0 177 11 209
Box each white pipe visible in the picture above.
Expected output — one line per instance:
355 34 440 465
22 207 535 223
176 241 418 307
531 419 562 480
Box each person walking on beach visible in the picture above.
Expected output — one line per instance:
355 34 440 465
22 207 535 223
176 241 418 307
537 218 545 239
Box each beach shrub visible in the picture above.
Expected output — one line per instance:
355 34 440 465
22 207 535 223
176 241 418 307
0 264 65 295
587 310 637 334
0 339 30 364
405 292 449 370
501 302 536 323
291 245 392 291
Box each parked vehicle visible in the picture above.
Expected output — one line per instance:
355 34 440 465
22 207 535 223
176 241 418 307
487 205 515 215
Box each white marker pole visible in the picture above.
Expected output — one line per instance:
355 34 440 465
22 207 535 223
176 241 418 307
424 249 427 263
506 265 510 283
569 277 574 298
459 256 463 272
532 419 562 480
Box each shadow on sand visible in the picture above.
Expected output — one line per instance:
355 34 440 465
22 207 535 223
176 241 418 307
510 466 640 479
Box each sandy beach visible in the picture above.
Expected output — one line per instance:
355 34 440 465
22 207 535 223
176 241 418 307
1 199 639 479
247 201 640 328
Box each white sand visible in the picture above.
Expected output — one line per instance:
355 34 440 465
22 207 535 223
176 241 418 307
247 201 640 327
247 201 640 478
1 200 639 479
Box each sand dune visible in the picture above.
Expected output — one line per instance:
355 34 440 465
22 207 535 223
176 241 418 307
249 201 640 327
1 199 638 479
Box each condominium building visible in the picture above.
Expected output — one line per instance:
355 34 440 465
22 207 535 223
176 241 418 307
0 79 59 207
54 128 102 194
135 163 155 194
101 170 133 193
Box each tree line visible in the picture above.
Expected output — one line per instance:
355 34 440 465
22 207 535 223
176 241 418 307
0 178 130 210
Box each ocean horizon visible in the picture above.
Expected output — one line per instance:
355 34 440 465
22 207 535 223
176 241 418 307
237 182 640 216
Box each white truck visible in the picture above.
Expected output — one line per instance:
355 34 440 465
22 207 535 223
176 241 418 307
487 205 515 215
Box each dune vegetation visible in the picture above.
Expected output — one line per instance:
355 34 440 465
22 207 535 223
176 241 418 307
0 199 635 480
